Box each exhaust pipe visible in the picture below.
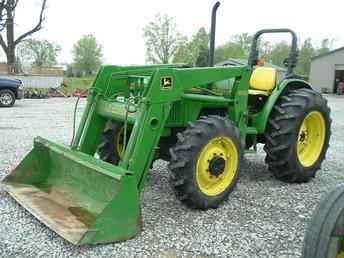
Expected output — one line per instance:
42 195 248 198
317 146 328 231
209 1 220 67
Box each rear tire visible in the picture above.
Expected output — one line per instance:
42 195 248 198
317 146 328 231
169 115 243 210
0 89 15 107
264 88 331 183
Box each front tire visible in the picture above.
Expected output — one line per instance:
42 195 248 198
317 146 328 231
303 186 344 258
0 89 15 107
264 88 331 183
169 115 243 210
97 121 127 165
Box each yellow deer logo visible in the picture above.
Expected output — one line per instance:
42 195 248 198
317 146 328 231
161 77 172 89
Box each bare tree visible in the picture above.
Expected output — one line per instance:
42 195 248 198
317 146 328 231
143 13 182 64
0 0 47 72
0 0 9 32
17 38 61 67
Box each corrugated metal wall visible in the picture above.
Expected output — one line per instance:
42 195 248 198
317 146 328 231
309 49 344 93
2 75 63 89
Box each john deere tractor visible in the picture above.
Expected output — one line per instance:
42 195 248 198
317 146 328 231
1 2 331 245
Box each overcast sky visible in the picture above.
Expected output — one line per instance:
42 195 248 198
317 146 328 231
12 0 344 65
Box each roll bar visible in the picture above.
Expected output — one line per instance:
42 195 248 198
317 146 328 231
248 29 298 75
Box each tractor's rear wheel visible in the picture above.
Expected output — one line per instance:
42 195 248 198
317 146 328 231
169 115 243 210
264 88 331 183
97 121 128 165
303 186 344 258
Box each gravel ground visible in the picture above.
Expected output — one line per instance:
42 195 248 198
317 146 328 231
0 95 344 258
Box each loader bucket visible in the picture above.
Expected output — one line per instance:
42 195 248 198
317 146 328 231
1 137 141 245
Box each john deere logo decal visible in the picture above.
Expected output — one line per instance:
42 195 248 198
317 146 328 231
161 77 172 89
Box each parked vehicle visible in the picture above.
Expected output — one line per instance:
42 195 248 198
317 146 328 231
0 77 24 107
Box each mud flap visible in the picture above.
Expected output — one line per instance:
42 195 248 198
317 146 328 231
1 137 141 245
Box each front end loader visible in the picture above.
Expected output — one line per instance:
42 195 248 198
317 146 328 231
2 2 331 245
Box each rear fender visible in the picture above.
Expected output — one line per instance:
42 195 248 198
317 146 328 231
252 78 312 133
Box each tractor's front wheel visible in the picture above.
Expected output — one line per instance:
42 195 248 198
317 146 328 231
169 115 243 210
264 88 331 183
97 121 128 165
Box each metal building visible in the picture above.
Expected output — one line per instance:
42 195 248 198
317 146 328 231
309 47 344 93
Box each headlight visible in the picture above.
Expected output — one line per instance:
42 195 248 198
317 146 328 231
18 83 24 90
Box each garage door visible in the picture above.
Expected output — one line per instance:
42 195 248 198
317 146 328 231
335 64 344 70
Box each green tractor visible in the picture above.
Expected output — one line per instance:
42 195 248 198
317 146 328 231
2 2 331 245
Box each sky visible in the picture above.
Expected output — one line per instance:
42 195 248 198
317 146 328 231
11 0 344 65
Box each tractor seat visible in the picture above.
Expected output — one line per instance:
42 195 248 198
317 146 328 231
248 67 277 96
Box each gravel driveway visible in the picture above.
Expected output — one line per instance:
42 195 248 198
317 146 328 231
0 95 343 258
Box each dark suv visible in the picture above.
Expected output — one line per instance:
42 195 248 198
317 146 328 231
0 77 24 107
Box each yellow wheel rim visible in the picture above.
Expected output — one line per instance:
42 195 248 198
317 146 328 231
116 127 124 158
297 111 326 167
196 136 238 196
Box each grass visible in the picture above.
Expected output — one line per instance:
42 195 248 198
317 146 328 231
63 77 95 94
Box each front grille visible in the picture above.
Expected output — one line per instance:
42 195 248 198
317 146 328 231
167 102 183 124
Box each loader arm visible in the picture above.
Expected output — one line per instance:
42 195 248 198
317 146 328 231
74 65 251 190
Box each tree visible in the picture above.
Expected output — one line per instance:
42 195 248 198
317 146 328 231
317 38 333 55
189 27 209 65
295 38 316 75
65 64 73 77
0 0 48 72
265 38 333 75
214 33 259 63
195 45 209 67
173 27 209 66
0 1 9 32
17 39 60 67
143 13 183 64
265 41 290 67
72 34 103 76
171 26 334 75
214 41 246 63
232 33 253 54
173 36 193 64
